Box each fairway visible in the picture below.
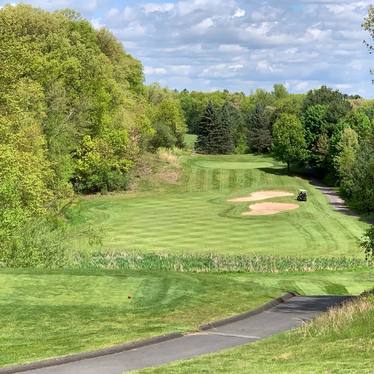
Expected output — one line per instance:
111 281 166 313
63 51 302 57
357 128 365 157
69 154 367 257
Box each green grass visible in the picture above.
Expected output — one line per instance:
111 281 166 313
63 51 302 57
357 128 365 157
138 294 374 374
1 268 373 368
76 251 374 273
68 154 367 257
0 269 276 367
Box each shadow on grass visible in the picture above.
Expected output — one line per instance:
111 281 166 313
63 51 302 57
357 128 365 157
274 295 353 314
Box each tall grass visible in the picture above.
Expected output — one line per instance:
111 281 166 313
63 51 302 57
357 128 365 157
74 251 373 273
300 294 374 338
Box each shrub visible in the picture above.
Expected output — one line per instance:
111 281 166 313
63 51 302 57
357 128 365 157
361 226 374 260
73 135 131 193
149 122 178 150
0 218 69 268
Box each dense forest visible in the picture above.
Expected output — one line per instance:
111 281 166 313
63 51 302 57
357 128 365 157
0 4 373 267
0 5 186 266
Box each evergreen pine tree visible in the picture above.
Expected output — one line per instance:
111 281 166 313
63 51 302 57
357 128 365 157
246 103 273 153
209 102 235 154
196 101 217 153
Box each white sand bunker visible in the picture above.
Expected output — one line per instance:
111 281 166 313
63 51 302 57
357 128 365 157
228 190 293 203
242 202 299 216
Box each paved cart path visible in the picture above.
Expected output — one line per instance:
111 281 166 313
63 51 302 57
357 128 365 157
309 178 374 223
15 295 349 374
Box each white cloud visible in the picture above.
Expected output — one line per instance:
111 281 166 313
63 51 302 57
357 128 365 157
218 44 246 53
1 0 372 96
192 17 214 33
293 81 311 92
5 0 99 12
144 66 167 75
143 3 174 14
256 60 280 73
233 8 245 18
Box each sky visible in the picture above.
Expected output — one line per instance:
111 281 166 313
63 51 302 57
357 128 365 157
1 0 373 97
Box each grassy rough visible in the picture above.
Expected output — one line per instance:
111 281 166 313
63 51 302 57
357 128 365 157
68 154 367 257
137 295 374 374
75 251 374 273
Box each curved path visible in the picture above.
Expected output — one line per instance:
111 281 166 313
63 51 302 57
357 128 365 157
4 295 350 374
309 178 374 223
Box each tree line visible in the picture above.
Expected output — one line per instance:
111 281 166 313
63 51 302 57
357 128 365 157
182 84 374 214
0 5 187 266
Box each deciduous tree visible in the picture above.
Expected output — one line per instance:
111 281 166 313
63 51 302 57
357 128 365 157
272 114 307 173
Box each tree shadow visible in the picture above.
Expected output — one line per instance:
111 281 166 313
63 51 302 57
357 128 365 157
273 295 354 314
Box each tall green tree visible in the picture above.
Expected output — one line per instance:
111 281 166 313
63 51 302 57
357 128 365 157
196 101 235 154
246 103 273 153
272 114 307 173
340 109 372 139
272 84 288 100
303 104 328 149
302 86 352 126
334 127 359 196
147 84 187 149
196 102 219 154
347 130 374 212
0 4 155 265
209 102 235 154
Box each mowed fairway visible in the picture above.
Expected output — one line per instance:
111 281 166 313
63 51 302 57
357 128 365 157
70 154 367 257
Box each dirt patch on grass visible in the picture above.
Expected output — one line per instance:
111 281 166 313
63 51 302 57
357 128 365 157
242 202 299 216
228 190 293 203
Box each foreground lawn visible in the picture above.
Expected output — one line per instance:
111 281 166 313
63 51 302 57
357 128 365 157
69 154 366 257
1 268 373 368
0 269 279 368
139 294 374 374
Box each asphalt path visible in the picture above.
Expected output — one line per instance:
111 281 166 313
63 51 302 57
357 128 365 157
309 178 374 223
16 295 349 374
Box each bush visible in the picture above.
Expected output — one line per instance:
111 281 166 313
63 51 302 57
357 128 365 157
149 122 178 150
73 135 131 193
0 218 69 268
361 226 374 260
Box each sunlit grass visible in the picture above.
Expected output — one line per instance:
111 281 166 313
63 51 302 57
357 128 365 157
68 154 367 257
1 268 373 368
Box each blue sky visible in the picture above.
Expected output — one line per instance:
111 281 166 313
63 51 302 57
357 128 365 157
1 1 373 97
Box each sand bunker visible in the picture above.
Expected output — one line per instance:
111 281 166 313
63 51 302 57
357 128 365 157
228 190 293 203
242 202 299 216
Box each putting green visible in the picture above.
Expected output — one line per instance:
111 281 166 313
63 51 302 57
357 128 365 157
68 154 367 257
